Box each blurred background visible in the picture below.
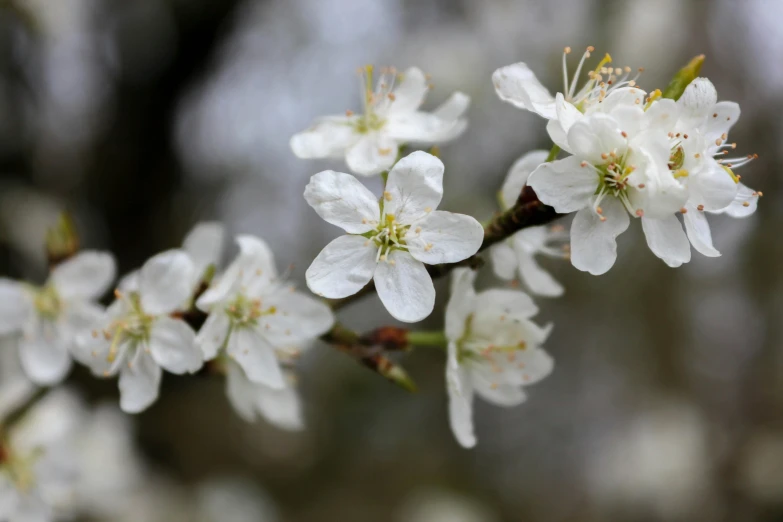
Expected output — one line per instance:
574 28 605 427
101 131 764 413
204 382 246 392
0 0 781 520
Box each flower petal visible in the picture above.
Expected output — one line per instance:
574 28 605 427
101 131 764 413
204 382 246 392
407 211 483 265
290 115 358 159
703 101 740 151
254 379 304 431
18 328 72 385
527 156 596 213
182 222 225 276
225 361 257 422
717 183 759 218
568 113 626 164
446 344 476 448
688 161 738 211
345 135 398 176
139 250 195 315
389 67 428 114
195 311 230 360
118 352 162 414
374 250 434 323
492 62 556 119
148 317 201 374
473 378 526 407
641 215 691 267
432 91 470 122
227 327 284 389
445 268 476 342
383 151 444 224
683 204 720 257
385 111 466 143
306 235 376 299
500 150 550 209
678 77 717 124
303 170 380 234
490 242 517 281
473 288 538 323
570 197 630 275
0 279 30 335
51 251 116 301
514 247 564 297
260 290 334 346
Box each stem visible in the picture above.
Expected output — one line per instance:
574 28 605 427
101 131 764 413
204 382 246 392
408 330 448 349
545 144 560 163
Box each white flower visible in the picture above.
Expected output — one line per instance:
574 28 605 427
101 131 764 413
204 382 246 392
528 103 691 274
490 150 567 297
445 269 554 449
665 78 757 256
0 251 115 385
182 221 225 284
0 337 35 420
75 250 203 414
291 66 469 176
224 360 304 431
493 47 645 126
304 151 484 322
195 235 333 390
0 389 86 522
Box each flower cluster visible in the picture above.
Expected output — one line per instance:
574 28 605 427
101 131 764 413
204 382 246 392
494 48 760 274
0 49 761 502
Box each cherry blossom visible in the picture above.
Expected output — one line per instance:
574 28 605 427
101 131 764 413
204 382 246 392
445 268 554 448
304 151 484 322
291 66 469 176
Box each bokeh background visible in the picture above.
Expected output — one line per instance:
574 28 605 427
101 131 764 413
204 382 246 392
0 0 782 520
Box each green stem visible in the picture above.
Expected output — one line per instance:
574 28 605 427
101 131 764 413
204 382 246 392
408 330 448 349
545 144 560 163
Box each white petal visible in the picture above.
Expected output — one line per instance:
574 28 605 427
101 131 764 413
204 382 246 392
568 113 626 164
345 134 398 176
570 197 630 275
389 67 428 114
527 156 596 213
683 204 720 257
688 161 738 211
18 328 72 385
678 77 717 123
182 222 225 275
473 379 526 407
383 151 444 224
119 352 162 414
259 290 334 346
385 111 466 143
445 269 476 342
489 242 517 281
305 235 376 299
703 101 740 150
514 248 564 297
303 170 380 234
407 211 483 265
117 270 139 292
718 183 759 218
139 250 195 315
225 361 257 422
518 347 555 385
446 344 476 448
374 251 434 323
432 91 470 121
290 115 358 159
50 251 116 301
227 327 284 389
0 279 30 335
254 380 304 431
641 215 692 267
195 311 230 360
500 150 550 209
492 62 556 119
148 317 201 374
640 99 677 133
554 93 583 134
473 288 538 322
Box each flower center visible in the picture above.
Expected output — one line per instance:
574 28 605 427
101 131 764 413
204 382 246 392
33 285 61 320
91 291 154 374
579 147 642 219
350 65 400 134
562 46 642 112
0 442 41 493
225 294 276 328
365 213 411 263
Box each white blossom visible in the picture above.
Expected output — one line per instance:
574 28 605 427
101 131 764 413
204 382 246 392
0 337 35 420
291 66 469 176
75 250 203 414
445 268 554 448
528 101 691 274
304 151 484 322
0 251 115 385
195 235 333 392
182 221 225 285
0 389 86 522
490 150 567 296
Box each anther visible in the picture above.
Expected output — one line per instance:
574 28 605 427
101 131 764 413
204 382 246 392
383 191 392 201
638 183 645 188
621 131 628 138
635 209 644 217
680 207 687 214
345 110 354 117
697 204 705 211
742 201 750 207
564 46 572 53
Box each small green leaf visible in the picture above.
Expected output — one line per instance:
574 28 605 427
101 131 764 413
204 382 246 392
662 54 705 101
